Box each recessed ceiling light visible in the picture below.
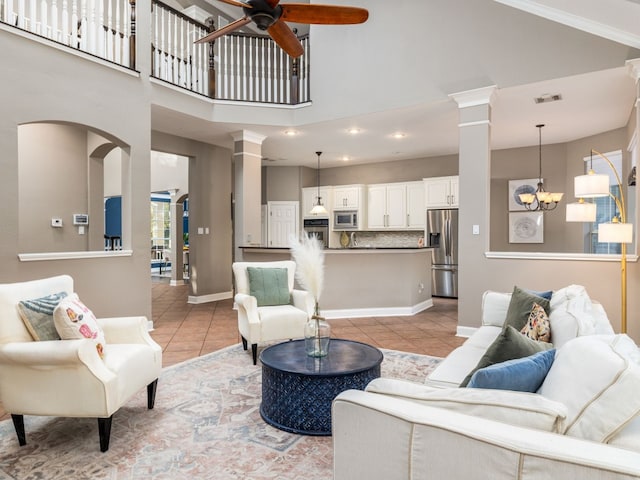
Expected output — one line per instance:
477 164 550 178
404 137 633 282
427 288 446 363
284 129 298 136
347 128 361 135
342 156 350 161
392 132 406 139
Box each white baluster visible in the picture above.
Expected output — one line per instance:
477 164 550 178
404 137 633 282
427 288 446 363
153 4 159 76
79 0 86 49
97 0 104 56
29 0 37 33
113 0 120 63
71 0 78 47
87 0 96 53
17 0 25 29
61 0 69 44
40 0 47 37
106 0 112 60
50 0 58 41
160 7 165 80
121 0 128 66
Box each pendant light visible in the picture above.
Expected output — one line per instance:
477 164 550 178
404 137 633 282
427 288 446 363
309 151 328 216
518 124 563 211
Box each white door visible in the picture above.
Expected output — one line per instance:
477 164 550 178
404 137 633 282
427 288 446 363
268 201 299 247
406 181 426 229
367 185 387 229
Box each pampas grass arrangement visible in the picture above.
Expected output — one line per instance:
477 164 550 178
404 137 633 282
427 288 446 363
290 234 330 356
290 234 325 315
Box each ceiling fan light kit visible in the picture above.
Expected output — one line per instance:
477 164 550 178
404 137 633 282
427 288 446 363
196 0 369 58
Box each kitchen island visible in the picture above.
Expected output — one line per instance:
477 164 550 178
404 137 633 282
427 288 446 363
239 247 432 318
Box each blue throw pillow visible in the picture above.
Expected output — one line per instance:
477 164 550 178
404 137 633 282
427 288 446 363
467 348 556 393
524 288 553 300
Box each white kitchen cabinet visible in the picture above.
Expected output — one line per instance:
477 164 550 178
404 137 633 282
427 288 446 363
333 185 365 210
406 181 426 229
302 186 332 218
367 183 407 229
424 176 459 208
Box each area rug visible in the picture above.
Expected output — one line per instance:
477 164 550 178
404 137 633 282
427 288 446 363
0 344 441 479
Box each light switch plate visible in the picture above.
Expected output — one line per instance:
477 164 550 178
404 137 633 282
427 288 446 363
472 225 480 235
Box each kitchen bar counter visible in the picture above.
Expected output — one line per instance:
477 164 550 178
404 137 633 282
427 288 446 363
239 246 432 318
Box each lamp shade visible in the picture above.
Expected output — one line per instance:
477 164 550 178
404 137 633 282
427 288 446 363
574 173 609 198
566 202 596 222
598 222 633 244
309 204 328 216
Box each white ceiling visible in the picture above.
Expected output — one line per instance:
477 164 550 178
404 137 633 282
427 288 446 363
152 0 640 168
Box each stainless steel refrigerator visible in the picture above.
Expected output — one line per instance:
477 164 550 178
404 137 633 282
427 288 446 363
426 208 458 298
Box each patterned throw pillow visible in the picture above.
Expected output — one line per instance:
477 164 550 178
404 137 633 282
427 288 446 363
521 302 551 343
17 291 68 341
53 294 106 358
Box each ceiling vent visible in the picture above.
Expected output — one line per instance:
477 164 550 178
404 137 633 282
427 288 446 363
534 93 563 104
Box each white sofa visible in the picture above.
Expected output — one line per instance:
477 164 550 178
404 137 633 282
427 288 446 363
332 286 640 479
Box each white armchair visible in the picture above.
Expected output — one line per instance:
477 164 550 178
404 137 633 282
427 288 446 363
0 275 162 452
232 261 314 364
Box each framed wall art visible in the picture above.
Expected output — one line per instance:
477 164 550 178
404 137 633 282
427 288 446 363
509 211 544 243
508 178 540 211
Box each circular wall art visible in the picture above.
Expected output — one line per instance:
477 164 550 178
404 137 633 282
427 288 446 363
509 211 543 243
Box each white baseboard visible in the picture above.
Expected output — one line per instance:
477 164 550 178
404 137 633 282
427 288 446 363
188 290 233 304
169 279 186 286
456 325 478 338
322 299 433 319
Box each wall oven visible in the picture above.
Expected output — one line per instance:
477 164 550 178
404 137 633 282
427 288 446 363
333 210 359 230
303 218 329 247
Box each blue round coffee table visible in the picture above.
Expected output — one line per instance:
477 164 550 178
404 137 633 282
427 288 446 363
259 338 383 436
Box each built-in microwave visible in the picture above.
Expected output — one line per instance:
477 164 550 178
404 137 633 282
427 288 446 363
333 210 359 230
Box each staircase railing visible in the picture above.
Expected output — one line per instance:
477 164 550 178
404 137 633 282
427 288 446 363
150 0 310 104
0 0 134 67
2 0 311 104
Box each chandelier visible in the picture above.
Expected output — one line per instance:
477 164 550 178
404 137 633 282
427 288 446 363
309 151 328 215
518 124 563 211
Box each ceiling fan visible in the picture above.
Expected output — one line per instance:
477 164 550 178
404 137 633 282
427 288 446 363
195 0 369 58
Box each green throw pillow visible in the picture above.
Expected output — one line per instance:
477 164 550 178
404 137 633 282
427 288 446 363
17 291 68 341
460 325 554 387
503 286 551 332
247 267 291 307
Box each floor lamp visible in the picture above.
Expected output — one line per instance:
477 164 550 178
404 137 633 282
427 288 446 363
566 149 633 333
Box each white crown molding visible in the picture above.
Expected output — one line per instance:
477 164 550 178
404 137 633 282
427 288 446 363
449 85 497 108
493 0 640 49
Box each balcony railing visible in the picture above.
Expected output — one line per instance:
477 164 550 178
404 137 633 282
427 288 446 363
1 0 311 104
1 0 134 67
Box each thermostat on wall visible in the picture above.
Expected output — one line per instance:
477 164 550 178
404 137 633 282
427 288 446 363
73 214 89 226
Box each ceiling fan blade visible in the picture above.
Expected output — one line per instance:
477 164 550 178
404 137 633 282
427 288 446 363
195 16 252 44
268 19 304 58
280 4 368 25
217 0 252 8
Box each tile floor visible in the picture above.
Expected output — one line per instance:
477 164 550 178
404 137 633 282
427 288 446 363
151 277 466 367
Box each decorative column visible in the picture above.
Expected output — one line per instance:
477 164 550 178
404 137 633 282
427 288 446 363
232 130 266 261
449 85 497 334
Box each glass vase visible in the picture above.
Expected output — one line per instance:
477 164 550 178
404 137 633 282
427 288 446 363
304 315 331 357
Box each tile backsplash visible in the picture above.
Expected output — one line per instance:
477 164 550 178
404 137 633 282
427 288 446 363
343 230 424 248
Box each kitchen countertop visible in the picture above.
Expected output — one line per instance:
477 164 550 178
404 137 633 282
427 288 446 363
239 246 430 251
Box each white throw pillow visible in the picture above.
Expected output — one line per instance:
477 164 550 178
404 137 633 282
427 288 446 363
548 284 599 347
609 416 640 453
53 293 106 358
366 379 567 433
537 334 640 443
481 291 511 328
